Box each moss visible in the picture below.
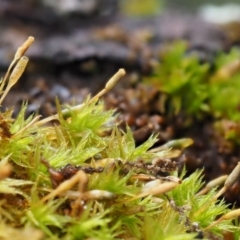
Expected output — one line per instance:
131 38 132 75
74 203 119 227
0 37 240 240
145 41 240 145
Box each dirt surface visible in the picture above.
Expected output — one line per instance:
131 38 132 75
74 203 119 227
1 1 240 206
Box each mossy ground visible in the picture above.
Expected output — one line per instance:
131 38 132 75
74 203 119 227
1 38 240 240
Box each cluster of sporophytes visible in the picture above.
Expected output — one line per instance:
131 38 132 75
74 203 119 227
145 42 240 145
1 37 240 240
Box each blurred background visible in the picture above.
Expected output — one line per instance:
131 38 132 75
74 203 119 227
1 0 240 114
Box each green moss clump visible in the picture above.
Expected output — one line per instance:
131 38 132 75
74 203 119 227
0 37 240 240
145 41 240 145
146 42 240 119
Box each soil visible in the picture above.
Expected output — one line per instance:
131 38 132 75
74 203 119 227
1 1 240 206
